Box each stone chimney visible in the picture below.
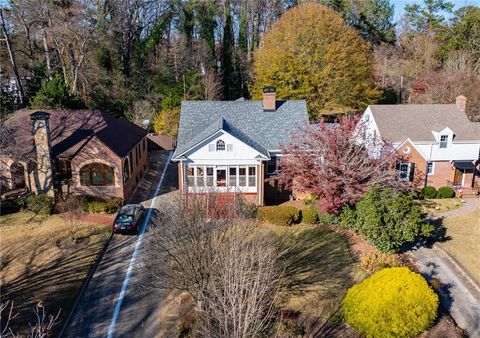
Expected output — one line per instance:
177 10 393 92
30 111 54 195
456 95 467 112
262 86 276 111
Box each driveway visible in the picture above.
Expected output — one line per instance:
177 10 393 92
61 150 178 338
410 199 480 338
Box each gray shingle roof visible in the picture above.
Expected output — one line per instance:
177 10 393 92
369 104 480 142
173 100 308 159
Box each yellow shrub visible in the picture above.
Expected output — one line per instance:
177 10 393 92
342 267 438 338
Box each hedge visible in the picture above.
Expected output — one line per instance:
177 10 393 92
301 208 318 224
342 267 438 338
436 186 455 198
85 196 124 214
258 206 300 226
26 194 55 215
421 186 437 199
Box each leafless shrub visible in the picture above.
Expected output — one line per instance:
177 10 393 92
58 196 86 243
143 193 280 337
28 302 60 338
1 301 18 337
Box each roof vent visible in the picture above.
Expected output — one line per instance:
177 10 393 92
263 86 276 111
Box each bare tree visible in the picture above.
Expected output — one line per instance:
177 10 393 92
58 196 86 243
1 301 18 337
142 193 280 337
202 71 223 100
28 302 60 338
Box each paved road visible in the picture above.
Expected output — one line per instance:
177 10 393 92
62 151 178 338
411 199 480 338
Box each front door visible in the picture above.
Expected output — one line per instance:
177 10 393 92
216 168 226 187
453 169 464 187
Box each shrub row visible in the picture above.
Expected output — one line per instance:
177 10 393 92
26 194 55 215
421 186 455 199
84 196 124 214
257 205 338 226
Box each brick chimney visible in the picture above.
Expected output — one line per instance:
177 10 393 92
262 86 276 111
30 111 54 195
456 95 467 112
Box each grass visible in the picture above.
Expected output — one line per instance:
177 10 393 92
418 198 464 214
265 224 366 321
0 212 111 335
437 209 480 284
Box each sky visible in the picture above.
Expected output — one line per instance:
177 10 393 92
393 0 480 22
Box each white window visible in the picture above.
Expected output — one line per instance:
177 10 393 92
427 162 434 175
440 135 448 148
229 167 237 187
398 163 412 181
248 166 256 187
196 166 205 186
216 140 225 151
238 167 247 186
206 167 214 186
364 114 370 122
227 144 233 152
209 144 215 152
187 167 195 187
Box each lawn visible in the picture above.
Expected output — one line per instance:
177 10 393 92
437 209 480 284
0 212 111 335
418 198 464 214
266 224 366 323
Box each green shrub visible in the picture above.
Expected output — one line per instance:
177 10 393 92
242 203 259 219
302 193 318 206
258 206 300 226
436 186 455 198
421 186 437 199
1 197 26 215
317 212 339 224
342 267 438 338
26 194 55 215
340 185 434 253
301 208 318 224
87 200 108 213
105 197 124 213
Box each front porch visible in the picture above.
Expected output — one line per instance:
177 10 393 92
447 162 479 197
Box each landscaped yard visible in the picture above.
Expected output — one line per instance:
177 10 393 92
0 212 111 335
267 224 367 328
437 209 480 284
418 198 464 214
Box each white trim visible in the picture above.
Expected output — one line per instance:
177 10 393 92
427 162 435 175
396 138 428 161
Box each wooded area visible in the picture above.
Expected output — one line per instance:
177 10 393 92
1 0 479 134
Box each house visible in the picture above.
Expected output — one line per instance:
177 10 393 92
361 96 480 196
0 109 148 201
172 87 309 205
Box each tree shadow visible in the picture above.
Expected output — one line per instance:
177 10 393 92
419 261 454 312
404 216 451 252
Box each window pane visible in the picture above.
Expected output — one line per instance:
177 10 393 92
239 167 247 187
187 167 195 187
229 167 237 187
206 167 214 186
105 172 114 184
248 166 256 186
216 169 226 187
216 140 225 151
81 172 90 185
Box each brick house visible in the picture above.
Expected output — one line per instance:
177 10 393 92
361 96 480 196
172 87 309 205
0 109 148 201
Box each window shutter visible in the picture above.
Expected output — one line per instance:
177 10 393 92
209 144 215 152
227 144 233 152
409 163 415 182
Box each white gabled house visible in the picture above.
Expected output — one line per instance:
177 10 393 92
360 95 480 196
172 87 309 205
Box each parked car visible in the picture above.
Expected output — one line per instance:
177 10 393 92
113 204 145 234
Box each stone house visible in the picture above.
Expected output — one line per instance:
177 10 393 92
0 109 148 201
361 96 480 196
172 87 309 205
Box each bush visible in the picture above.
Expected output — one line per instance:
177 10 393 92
87 200 108 213
105 197 124 213
1 197 26 215
339 185 434 253
241 203 259 219
421 186 437 199
436 186 455 198
301 208 318 224
342 267 439 338
258 206 300 226
26 194 55 215
360 251 404 273
302 193 318 206
317 212 339 224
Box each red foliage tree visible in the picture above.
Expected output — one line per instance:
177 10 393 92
278 116 407 214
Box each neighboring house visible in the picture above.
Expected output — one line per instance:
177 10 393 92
0 109 148 201
361 96 480 196
172 87 309 205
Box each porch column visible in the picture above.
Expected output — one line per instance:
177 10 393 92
258 163 265 206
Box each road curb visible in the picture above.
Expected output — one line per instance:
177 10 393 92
57 232 114 338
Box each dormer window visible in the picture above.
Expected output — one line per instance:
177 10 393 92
440 135 448 148
216 140 225 151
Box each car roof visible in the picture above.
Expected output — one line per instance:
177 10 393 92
119 204 142 215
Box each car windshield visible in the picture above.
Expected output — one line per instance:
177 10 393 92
117 214 134 223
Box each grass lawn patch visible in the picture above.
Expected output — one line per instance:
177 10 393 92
0 212 111 335
418 198 464 214
437 209 480 284
266 224 366 320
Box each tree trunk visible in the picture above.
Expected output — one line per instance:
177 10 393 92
43 29 52 80
1 9 25 105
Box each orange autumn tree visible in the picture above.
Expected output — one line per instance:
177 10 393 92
252 3 380 119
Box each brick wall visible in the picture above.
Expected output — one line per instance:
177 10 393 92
397 140 427 188
122 137 149 200
426 161 454 188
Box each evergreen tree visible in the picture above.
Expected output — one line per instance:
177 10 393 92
405 0 454 32
221 1 241 100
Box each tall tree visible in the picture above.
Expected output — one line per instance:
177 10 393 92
404 0 454 32
221 1 239 99
252 3 380 118
354 0 396 45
